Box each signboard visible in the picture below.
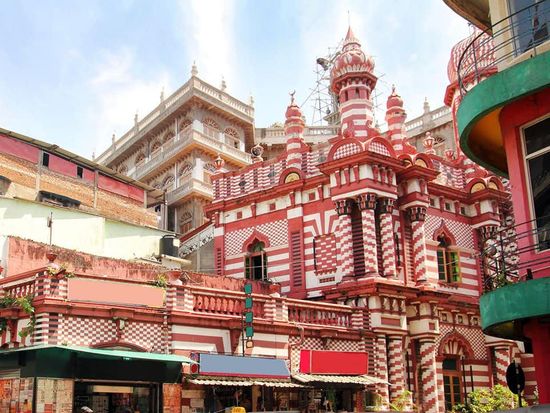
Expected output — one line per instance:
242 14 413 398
68 278 165 308
299 350 368 375
198 353 290 378
506 362 525 395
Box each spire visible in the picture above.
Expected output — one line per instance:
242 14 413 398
191 61 198 77
343 25 361 49
221 76 227 92
423 97 430 114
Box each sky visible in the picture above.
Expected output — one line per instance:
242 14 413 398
0 0 471 160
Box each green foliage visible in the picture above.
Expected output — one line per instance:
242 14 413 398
451 385 518 413
152 273 168 289
390 390 413 411
0 294 36 338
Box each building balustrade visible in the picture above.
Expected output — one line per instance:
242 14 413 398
165 177 212 204
0 272 358 331
129 124 251 180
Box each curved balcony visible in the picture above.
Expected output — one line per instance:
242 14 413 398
479 216 550 339
455 0 550 176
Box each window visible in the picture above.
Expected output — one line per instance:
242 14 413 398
524 117 550 251
442 358 462 411
77 166 83 179
42 152 50 167
508 0 550 55
444 202 452 211
245 241 267 281
437 235 461 282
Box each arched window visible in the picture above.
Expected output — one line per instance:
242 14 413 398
203 118 220 139
245 240 267 281
163 132 175 144
442 357 463 411
437 235 461 282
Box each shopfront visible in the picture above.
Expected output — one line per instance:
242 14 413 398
293 350 384 413
0 345 194 413
184 354 306 413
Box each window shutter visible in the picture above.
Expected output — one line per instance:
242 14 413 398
290 232 303 287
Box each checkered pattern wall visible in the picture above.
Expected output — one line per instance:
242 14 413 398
368 141 391 157
224 220 289 256
58 316 164 352
315 234 337 273
333 143 361 160
437 323 487 360
425 215 475 250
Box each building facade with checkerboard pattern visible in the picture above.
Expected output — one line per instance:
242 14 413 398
206 27 538 411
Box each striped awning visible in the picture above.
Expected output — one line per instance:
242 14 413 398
292 373 387 385
188 378 306 388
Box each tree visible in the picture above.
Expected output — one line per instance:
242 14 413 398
451 385 519 412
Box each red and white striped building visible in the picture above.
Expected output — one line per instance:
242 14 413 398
206 28 537 411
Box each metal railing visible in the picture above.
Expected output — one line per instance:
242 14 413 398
458 0 550 95
480 215 550 292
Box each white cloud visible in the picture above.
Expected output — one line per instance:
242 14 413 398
177 0 237 90
89 48 171 156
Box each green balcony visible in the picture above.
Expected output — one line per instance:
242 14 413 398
480 276 550 339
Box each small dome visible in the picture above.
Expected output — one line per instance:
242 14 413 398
285 92 305 126
447 29 495 84
386 85 404 109
331 27 375 92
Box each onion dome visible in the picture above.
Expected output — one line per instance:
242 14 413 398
447 29 495 85
386 85 404 109
285 91 305 127
330 26 376 93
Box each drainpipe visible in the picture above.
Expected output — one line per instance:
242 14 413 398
288 323 305 372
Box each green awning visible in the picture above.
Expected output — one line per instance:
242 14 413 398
0 345 196 364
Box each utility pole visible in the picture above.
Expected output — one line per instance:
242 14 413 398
47 212 53 245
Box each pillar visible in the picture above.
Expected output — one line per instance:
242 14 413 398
357 193 378 276
388 335 411 406
407 206 428 284
379 198 396 277
493 346 511 386
335 199 354 277
418 338 440 413
375 334 390 409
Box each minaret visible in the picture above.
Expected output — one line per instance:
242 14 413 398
385 85 407 154
284 91 306 169
330 27 377 139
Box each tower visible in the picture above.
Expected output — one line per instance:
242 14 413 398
330 27 377 139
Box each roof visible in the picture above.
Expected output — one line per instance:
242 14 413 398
0 345 196 364
0 126 164 201
188 377 305 388
292 373 387 385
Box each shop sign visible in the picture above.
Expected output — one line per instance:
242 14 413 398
299 350 368 375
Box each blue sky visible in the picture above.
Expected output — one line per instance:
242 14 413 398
0 1 470 160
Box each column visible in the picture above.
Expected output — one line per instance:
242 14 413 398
407 206 428 284
335 199 354 277
379 198 396 277
418 338 440 413
493 346 511 386
388 336 411 406
357 193 378 276
375 334 390 409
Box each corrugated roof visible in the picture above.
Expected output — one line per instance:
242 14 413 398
188 378 306 388
292 373 387 385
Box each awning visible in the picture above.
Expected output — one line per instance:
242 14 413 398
292 373 387 385
188 377 306 388
0 345 196 364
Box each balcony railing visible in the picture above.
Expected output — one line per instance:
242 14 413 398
130 125 251 179
480 215 550 292
458 0 550 95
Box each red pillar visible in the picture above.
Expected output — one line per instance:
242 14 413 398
524 318 550 404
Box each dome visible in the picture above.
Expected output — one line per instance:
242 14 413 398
447 29 495 85
285 92 305 127
330 27 375 92
386 85 404 109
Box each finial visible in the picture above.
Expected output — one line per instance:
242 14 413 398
111 133 116 145
347 10 351 26
289 90 296 104
160 87 164 102
191 61 198 76
391 84 396 95
221 76 227 92
134 111 138 125
92 151 95 160
249 95 254 106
